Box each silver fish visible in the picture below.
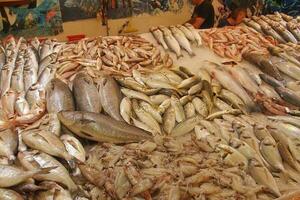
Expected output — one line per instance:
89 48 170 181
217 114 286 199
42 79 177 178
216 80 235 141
161 28 182 58
120 97 132 124
184 23 202 46
98 76 123 121
176 24 195 42
170 26 195 56
150 27 168 50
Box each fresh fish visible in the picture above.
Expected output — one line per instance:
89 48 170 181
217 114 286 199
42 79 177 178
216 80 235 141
73 73 101 113
132 100 161 134
140 101 162 124
22 129 72 161
184 102 196 118
176 24 195 42
163 106 176 134
179 95 193 105
192 97 208 117
25 46 39 73
248 159 281 197
121 88 152 104
269 46 300 67
0 188 24 200
46 78 75 113
274 24 298 44
172 115 202 137
120 97 132 124
23 60 38 93
150 94 169 105
259 73 284 88
58 111 151 143
150 27 168 50
214 97 233 111
0 164 51 188
206 109 241 120
38 53 57 77
188 82 203 95
0 129 17 161
161 28 182 58
170 26 195 56
11 57 25 93
18 151 77 192
227 66 260 94
0 64 14 96
268 116 300 128
243 18 263 33
37 65 56 88
158 98 171 114
131 117 155 134
171 95 186 123
205 64 256 111
287 81 300 92
177 76 200 89
260 24 286 43
0 46 5 71
25 83 44 108
1 89 17 117
184 23 202 46
275 87 300 107
259 82 281 100
61 134 86 163
287 21 300 41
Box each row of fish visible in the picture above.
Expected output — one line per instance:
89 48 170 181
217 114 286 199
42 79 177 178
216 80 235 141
56 35 173 80
150 23 202 58
200 26 276 62
243 12 300 44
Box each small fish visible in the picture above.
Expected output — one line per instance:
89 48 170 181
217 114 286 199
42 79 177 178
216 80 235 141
140 101 162 124
172 115 202 137
184 102 196 118
120 97 132 124
275 87 300 107
121 88 152 104
176 24 195 42
161 28 182 58
150 94 169 105
259 73 284 88
170 26 195 56
177 76 200 89
150 27 168 50
192 97 208 117
163 106 176 134
171 95 186 123
184 23 202 46
61 134 86 163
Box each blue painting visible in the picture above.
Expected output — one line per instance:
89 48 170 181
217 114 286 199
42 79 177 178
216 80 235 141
59 0 101 22
0 0 63 38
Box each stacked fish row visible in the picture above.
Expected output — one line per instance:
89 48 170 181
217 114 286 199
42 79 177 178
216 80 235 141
56 35 173 81
0 37 62 129
77 110 300 199
200 26 276 62
243 12 300 44
149 23 202 58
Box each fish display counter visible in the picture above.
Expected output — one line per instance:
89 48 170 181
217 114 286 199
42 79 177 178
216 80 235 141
0 13 300 200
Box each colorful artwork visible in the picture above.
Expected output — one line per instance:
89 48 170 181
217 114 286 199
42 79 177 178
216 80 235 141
0 0 63 38
107 0 186 19
59 0 101 22
263 0 300 16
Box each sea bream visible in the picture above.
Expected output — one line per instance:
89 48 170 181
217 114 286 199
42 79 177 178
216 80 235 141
169 26 195 57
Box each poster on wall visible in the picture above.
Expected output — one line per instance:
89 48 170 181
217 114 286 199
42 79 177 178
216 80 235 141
107 0 186 19
0 0 63 38
59 0 101 22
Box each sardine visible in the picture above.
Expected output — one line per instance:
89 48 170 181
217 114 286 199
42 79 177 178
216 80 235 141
23 60 38 93
58 111 151 143
73 73 101 113
170 26 195 56
18 151 77 192
46 79 75 113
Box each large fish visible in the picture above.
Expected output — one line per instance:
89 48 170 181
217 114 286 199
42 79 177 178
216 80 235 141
58 111 152 144
98 75 122 121
150 27 168 50
170 26 195 56
46 78 75 113
73 73 101 113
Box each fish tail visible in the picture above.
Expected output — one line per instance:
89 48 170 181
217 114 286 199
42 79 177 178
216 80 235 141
35 166 57 175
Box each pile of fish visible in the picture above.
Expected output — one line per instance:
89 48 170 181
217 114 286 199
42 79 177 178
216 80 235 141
56 35 173 80
200 26 276 62
243 12 300 44
150 23 202 58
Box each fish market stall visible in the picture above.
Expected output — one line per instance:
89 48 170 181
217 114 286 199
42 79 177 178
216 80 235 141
1 14 300 200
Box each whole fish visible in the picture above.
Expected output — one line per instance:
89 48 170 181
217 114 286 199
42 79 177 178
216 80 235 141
140 101 162 124
0 64 14 96
38 53 57 77
287 21 300 41
184 23 202 46
192 97 208 117
163 106 176 134
227 66 260 95
259 73 284 88
61 134 85 163
121 88 152 104
58 111 151 143
150 27 168 50
0 188 24 200
259 82 281 100
23 60 38 93
0 164 51 188
170 26 195 56
46 78 75 113
271 57 300 81
10 56 25 93
150 94 169 105
260 24 286 43
25 46 39 73
176 24 195 42
73 73 101 113
172 115 202 137
171 95 185 123
0 129 17 161
243 18 263 33
220 89 247 114
21 129 72 161
120 97 132 124
1 89 17 117
205 65 256 111
161 28 182 58
275 87 300 107
18 151 77 192
268 46 300 67
25 83 44 108
98 76 122 121
37 65 56 88
184 102 196 118
274 24 298 44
